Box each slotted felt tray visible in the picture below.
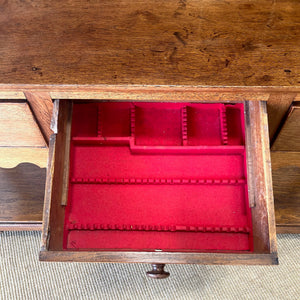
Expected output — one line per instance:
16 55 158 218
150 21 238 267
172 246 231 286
63 102 253 252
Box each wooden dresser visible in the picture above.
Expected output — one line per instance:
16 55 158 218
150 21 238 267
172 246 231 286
0 0 299 277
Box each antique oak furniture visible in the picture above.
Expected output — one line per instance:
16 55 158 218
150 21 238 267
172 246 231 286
0 0 299 277
37 97 278 279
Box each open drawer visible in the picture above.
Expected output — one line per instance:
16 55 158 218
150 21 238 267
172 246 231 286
40 99 278 277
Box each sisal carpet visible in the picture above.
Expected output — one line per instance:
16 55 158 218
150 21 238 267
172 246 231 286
0 232 299 300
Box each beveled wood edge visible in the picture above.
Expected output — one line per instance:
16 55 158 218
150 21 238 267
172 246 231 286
276 225 300 234
61 102 73 206
0 222 42 231
39 250 278 265
51 100 59 133
244 102 255 208
24 91 54 146
40 134 56 252
0 84 299 101
259 101 278 255
1 84 300 92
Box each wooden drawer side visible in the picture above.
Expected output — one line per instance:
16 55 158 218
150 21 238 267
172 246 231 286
245 101 277 256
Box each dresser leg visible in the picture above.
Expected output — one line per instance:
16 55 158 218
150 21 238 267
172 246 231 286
146 264 170 279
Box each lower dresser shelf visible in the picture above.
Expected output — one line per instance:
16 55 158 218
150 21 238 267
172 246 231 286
40 100 278 278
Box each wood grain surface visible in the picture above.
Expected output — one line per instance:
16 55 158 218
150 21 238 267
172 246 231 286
267 93 296 142
0 223 42 231
0 0 299 86
24 92 54 145
272 151 300 232
47 101 71 250
245 101 277 253
0 148 48 168
0 102 46 147
39 250 278 265
0 101 47 228
0 162 46 223
272 104 300 151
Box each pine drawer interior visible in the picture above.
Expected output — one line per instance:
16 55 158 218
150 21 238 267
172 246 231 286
40 100 277 265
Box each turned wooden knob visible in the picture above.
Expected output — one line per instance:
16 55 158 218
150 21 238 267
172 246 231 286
146 264 170 279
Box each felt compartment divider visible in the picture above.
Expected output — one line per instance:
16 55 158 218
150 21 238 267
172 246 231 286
66 223 251 233
220 104 228 145
130 104 136 138
70 178 246 185
97 104 102 137
182 106 188 146
71 136 245 154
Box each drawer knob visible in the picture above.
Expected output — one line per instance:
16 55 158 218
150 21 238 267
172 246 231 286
146 264 170 279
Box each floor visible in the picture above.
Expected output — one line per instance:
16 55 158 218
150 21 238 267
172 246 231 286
0 232 299 300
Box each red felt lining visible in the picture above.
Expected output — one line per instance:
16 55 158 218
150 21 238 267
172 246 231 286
63 102 253 252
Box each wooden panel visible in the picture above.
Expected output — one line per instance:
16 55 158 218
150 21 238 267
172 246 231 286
0 101 47 229
267 93 296 142
272 105 300 151
0 223 42 231
0 159 46 223
0 0 299 86
276 226 300 234
47 101 72 250
0 102 46 147
0 91 25 99
41 136 56 250
0 147 47 228
39 251 277 265
272 151 300 233
0 148 48 168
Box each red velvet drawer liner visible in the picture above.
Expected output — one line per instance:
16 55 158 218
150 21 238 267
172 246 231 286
63 102 253 252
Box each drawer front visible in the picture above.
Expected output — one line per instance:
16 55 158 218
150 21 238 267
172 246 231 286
40 100 277 266
271 102 300 232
